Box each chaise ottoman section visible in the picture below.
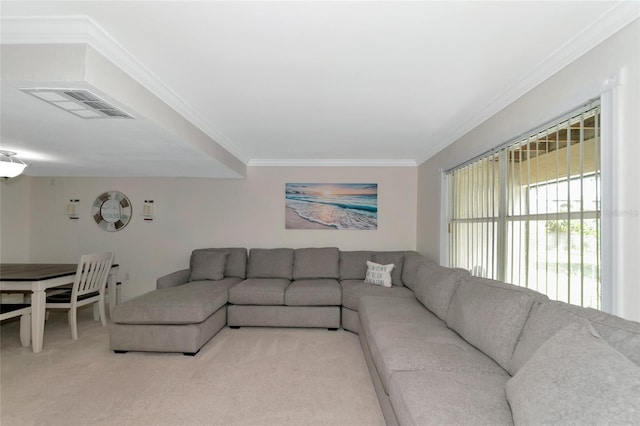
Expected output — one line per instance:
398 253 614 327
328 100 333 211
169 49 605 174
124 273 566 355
110 308 227 355
109 279 239 355
112 280 230 324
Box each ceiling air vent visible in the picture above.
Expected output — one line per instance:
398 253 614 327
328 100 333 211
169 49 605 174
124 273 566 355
21 88 134 119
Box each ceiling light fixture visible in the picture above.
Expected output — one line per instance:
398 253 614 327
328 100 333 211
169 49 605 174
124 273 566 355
0 150 28 178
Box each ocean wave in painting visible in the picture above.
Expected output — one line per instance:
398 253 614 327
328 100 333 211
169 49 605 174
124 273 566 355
286 190 378 230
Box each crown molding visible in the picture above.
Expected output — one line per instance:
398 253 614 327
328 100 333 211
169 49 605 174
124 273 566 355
1 15 248 163
417 2 640 165
1 15 92 44
248 159 417 167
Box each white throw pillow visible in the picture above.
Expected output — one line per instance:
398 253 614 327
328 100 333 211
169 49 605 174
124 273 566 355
364 261 395 287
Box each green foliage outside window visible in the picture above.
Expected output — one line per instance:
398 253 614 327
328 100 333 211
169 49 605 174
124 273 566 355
545 220 598 237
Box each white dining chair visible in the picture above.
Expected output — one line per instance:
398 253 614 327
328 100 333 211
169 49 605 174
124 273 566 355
45 252 114 340
0 303 31 347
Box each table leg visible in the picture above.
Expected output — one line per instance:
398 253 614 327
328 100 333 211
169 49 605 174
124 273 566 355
107 274 117 319
31 290 46 353
20 312 31 347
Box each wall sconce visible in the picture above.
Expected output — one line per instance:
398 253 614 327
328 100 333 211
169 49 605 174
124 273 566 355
142 200 154 221
66 199 79 219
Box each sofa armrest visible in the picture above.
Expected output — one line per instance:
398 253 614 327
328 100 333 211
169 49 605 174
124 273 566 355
156 269 191 289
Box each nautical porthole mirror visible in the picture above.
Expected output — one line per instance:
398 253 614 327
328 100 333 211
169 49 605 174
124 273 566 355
92 191 132 231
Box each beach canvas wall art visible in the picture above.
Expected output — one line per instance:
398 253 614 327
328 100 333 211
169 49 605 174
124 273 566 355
285 183 378 230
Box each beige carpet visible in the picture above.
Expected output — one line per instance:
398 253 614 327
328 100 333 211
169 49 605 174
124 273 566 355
1 309 384 426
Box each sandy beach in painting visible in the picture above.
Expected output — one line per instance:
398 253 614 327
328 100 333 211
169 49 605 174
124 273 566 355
286 207 336 229
285 183 378 230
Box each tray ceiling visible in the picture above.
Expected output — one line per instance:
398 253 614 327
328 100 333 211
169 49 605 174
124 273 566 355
1 1 637 177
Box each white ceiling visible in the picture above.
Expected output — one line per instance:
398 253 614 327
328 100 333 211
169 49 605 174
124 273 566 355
1 1 638 178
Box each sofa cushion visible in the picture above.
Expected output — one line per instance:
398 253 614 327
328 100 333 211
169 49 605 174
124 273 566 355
191 248 248 279
228 278 291 305
189 250 228 281
341 280 414 311
560 303 640 368
510 301 582 375
413 263 469 321
510 299 640 374
339 251 373 280
359 296 507 393
228 305 340 328
390 371 513 426
364 261 394 287
447 276 536 371
400 251 429 291
506 320 640 425
359 295 444 328
284 279 341 306
112 279 238 324
373 252 405 286
247 248 294 279
293 247 340 280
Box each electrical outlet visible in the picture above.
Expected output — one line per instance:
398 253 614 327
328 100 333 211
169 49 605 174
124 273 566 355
125 272 130 281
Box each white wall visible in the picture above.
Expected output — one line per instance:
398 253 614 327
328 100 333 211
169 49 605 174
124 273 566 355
0 175 31 262
417 20 640 321
4 166 416 299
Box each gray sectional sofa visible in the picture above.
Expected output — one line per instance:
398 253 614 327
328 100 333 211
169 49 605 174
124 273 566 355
110 247 640 425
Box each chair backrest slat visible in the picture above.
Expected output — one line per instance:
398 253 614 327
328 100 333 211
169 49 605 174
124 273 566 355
72 252 114 297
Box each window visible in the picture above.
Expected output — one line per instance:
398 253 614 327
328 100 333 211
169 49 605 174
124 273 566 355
448 102 601 309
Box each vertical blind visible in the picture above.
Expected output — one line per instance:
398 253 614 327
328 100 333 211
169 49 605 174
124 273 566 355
448 102 601 309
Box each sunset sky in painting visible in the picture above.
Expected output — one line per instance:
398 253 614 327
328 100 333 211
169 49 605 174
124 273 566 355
286 183 377 196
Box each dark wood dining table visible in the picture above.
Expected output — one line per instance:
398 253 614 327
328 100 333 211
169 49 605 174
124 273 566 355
0 263 119 353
